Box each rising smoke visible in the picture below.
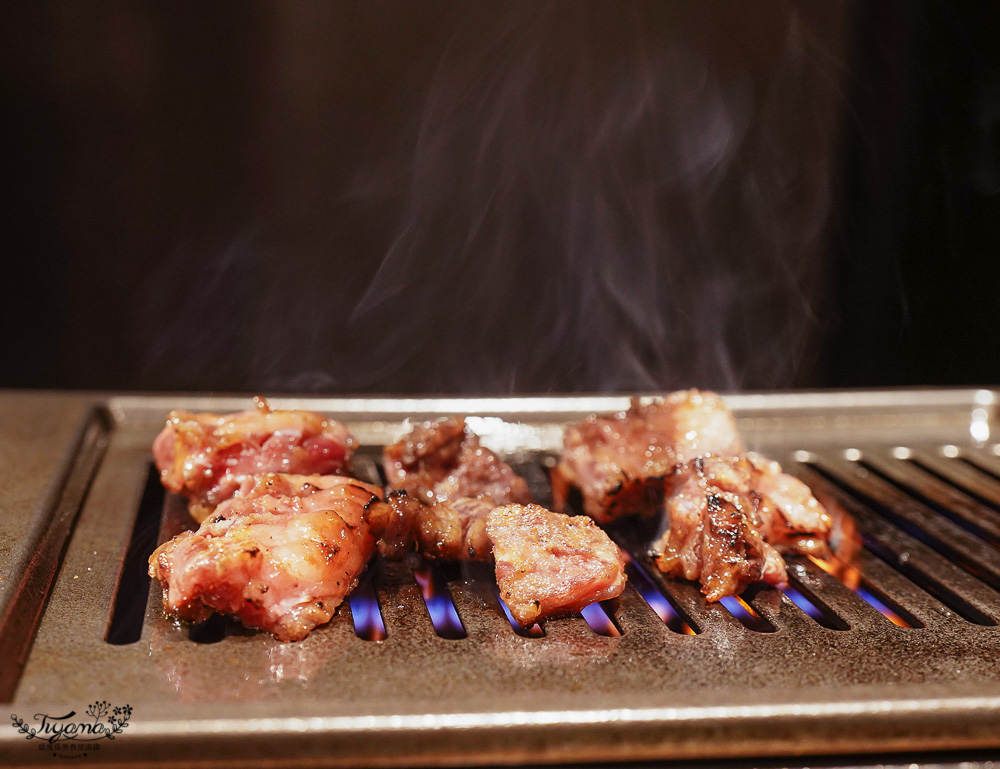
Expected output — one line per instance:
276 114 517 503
138 3 847 394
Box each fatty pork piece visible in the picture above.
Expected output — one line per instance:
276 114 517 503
486 504 627 627
383 416 532 506
553 389 744 524
153 397 355 522
149 473 381 642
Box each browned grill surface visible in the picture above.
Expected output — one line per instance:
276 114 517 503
3 389 1000 767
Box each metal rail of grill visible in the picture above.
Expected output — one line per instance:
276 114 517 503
3 389 1000 767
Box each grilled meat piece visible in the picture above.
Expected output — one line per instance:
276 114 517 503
651 455 787 601
553 390 744 523
383 416 532 506
412 496 495 561
648 451 838 601
153 397 355 522
487 503 627 627
366 491 421 560
149 473 381 642
747 452 834 558
379 416 532 560
367 492 495 560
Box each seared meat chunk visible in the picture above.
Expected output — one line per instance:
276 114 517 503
651 450 838 601
365 491 422 560
153 397 355 522
651 456 786 601
746 452 834 558
746 451 833 558
379 416 532 560
149 473 381 642
553 390 743 523
367 492 495 560
487 503 627 627
383 416 531 506
414 496 495 561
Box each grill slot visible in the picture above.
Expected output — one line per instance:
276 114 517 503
623 558 698 634
852 582 914 628
348 567 387 641
105 465 161 645
788 547 896 632
413 562 468 639
10 391 1000 767
499 602 545 637
370 558 431 638
962 449 1000 484
816 453 1000 590
455 564 544 638
782 573 852 631
844 549 941 627
799 462 1000 626
188 614 230 644
643 563 754 636
578 603 621 636
916 450 1000 510
351 451 385 487
862 453 1000 546
0 406 110 702
719 593 777 633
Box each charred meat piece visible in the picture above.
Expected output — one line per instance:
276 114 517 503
651 456 787 601
651 451 839 600
149 473 381 642
383 416 532 506
553 390 744 523
487 503 627 627
153 397 355 522
746 452 834 558
367 492 495 561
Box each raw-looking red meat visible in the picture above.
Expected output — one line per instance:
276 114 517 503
153 397 354 521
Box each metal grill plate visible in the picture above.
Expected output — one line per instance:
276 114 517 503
3 389 1000 767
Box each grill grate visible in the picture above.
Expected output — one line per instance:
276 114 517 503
4 390 1000 767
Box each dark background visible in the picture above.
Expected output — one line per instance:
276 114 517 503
3 1 999 394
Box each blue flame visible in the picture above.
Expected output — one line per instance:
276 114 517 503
782 585 825 620
413 564 467 639
349 576 387 641
580 603 621 637
497 596 544 637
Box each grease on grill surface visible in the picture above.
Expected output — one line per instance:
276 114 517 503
122 437 1000 648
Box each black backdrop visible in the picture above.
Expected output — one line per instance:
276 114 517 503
3 2 999 394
